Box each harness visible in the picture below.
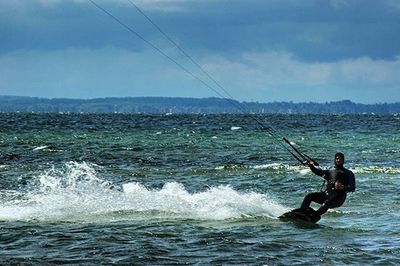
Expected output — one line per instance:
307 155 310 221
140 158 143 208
319 169 356 193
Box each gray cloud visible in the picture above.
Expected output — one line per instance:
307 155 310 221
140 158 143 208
2 0 400 61
1 0 399 103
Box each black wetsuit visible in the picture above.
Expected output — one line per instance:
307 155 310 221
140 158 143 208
301 165 355 215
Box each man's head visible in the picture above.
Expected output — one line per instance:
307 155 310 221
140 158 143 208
335 152 345 167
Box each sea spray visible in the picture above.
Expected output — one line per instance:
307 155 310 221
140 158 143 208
123 181 287 220
0 162 116 221
0 162 287 222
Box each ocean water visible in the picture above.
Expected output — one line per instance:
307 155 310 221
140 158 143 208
0 113 399 265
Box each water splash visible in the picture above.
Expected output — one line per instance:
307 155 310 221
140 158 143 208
0 162 287 223
122 182 286 220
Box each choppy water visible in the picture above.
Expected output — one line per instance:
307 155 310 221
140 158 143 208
0 113 399 265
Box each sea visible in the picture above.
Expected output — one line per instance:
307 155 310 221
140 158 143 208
0 112 399 265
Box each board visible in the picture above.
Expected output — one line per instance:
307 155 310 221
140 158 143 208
278 207 321 223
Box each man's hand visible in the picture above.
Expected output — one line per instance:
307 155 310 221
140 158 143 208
304 159 315 167
334 181 344 190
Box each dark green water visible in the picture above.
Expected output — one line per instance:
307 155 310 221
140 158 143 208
0 113 399 264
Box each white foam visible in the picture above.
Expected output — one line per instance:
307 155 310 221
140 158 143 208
352 165 400 174
123 181 287 220
0 162 287 223
250 163 400 175
252 163 283 170
33 145 49 151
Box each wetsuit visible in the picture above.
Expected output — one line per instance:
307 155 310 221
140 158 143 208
301 165 355 215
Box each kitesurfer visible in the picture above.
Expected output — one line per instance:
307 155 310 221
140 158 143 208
300 152 356 216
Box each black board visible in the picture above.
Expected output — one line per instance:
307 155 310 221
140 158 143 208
278 207 321 223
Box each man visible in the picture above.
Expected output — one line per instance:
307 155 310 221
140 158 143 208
301 152 356 217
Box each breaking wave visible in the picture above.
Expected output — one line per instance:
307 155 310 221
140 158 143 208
0 162 287 223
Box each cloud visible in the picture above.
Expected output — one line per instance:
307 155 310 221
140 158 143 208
329 0 350 9
2 0 400 62
198 50 400 103
1 47 399 103
1 0 399 103
204 51 400 89
0 46 204 98
5 0 200 11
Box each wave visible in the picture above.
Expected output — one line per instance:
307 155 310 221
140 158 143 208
352 165 400 174
216 162 400 175
215 163 305 172
0 162 287 223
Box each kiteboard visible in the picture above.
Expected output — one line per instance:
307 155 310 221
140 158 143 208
279 207 321 223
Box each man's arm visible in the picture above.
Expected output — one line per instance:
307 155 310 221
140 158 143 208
306 161 330 179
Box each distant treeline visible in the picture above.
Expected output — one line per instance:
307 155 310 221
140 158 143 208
0 95 399 114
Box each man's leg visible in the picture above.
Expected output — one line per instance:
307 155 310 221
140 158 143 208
316 204 329 215
301 192 327 209
317 194 347 215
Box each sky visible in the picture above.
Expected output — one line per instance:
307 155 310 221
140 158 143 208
1 0 400 103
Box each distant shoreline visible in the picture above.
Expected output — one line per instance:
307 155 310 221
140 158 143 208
0 95 399 114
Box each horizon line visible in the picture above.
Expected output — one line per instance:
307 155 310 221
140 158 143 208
1 95 398 105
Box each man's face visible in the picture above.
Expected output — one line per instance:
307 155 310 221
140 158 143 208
335 156 344 167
